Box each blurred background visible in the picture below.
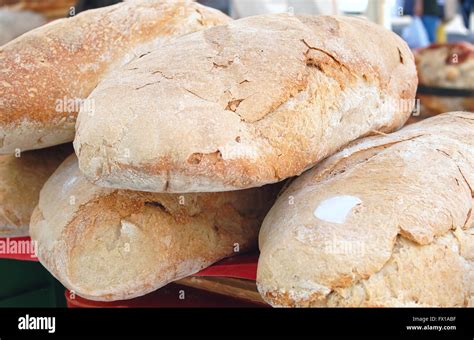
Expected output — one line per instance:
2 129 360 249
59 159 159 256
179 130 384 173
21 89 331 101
1 0 473 46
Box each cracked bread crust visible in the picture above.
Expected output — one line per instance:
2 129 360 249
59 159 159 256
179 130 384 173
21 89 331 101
0 144 72 237
29 154 279 301
257 112 474 307
74 14 417 193
0 0 230 154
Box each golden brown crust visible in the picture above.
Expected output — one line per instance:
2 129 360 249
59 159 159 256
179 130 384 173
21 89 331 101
0 0 75 11
30 155 279 301
257 112 474 307
0 0 230 153
75 14 417 193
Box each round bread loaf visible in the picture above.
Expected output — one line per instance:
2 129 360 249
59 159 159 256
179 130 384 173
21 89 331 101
257 112 474 307
75 14 417 193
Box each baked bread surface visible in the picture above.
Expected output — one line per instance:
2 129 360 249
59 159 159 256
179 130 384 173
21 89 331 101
30 154 278 301
257 112 474 307
0 144 72 237
75 14 417 193
0 0 230 153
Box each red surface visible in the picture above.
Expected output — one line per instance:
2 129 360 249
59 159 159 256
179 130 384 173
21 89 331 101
0 236 259 278
0 236 38 261
65 256 262 308
195 254 258 280
65 283 266 308
1 236 262 307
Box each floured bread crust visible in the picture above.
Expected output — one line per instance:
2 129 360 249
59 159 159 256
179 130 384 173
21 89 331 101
257 112 474 307
0 144 72 237
74 14 417 193
0 0 230 154
415 43 474 115
30 154 279 301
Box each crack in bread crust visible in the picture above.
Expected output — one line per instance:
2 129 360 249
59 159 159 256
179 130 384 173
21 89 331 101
30 155 281 301
0 0 230 153
74 14 417 193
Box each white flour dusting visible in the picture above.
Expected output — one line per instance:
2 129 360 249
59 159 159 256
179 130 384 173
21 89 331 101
314 195 362 224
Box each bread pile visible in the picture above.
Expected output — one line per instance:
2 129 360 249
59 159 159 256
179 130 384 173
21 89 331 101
415 42 474 115
2 0 472 307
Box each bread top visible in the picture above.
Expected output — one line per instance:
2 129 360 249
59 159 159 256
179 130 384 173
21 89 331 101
257 112 474 307
0 144 72 236
415 42 474 89
75 14 417 193
30 154 278 300
0 0 230 153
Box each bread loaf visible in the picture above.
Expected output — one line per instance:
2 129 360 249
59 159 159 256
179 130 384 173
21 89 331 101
257 111 474 307
0 0 230 154
0 144 72 237
30 154 278 301
415 43 474 115
74 14 417 193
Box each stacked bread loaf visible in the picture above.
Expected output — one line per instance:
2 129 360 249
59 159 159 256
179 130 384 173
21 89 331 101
4 0 470 307
0 0 230 153
0 0 230 239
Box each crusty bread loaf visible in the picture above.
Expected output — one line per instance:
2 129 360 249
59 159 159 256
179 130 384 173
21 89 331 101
257 111 474 307
0 0 230 154
74 14 417 193
415 43 474 115
30 154 278 301
0 144 72 237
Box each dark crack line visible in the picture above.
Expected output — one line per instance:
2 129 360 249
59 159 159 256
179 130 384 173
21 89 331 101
435 148 473 195
301 39 351 73
183 88 215 103
435 148 474 229
152 70 173 80
135 81 160 91
318 134 426 182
